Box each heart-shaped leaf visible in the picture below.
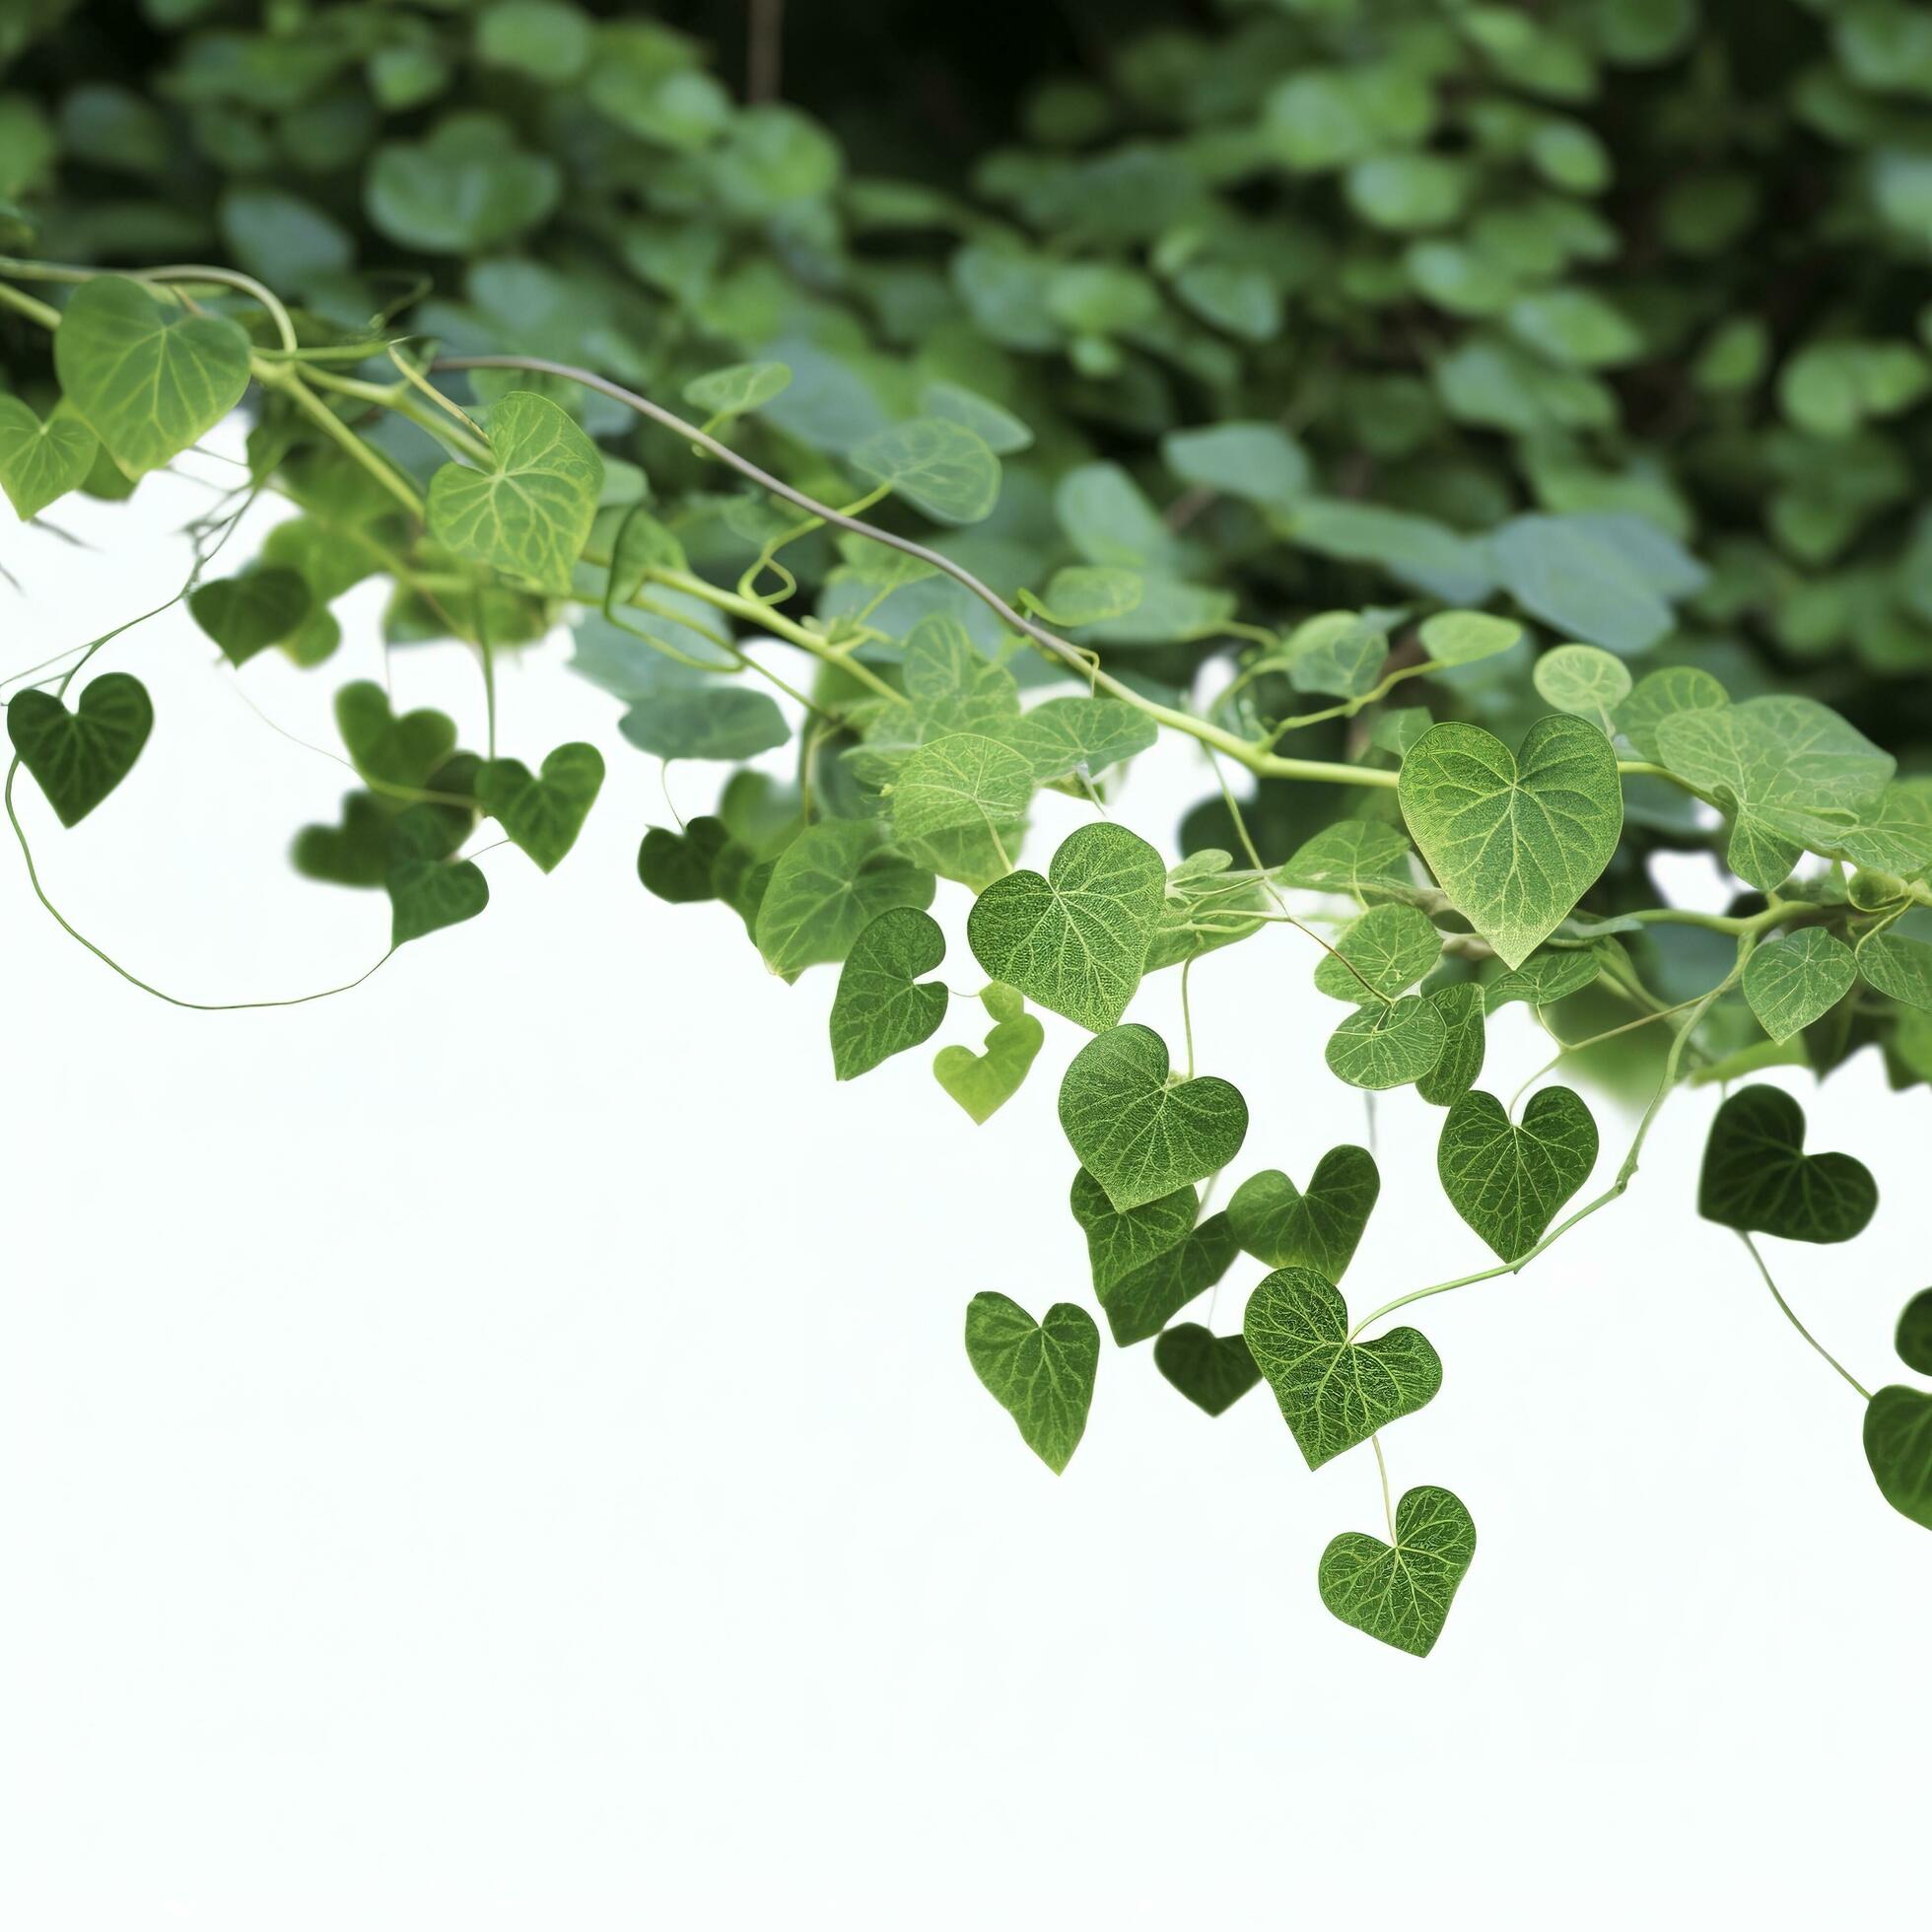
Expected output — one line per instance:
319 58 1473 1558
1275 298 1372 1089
1863 1386 1932 1532
851 415 1000 524
622 687 791 762
1319 1485 1477 1656
886 730 1034 840
968 822 1165 1032
427 390 603 595
1616 664 1728 761
1068 1169 1237 1345
1324 994 1446 1090
334 682 459 792
754 819 934 978
1312 902 1442 1002
637 817 736 904
1483 944 1605 1012
0 395 96 518
1897 1288 1932 1376
830 907 948 1080
291 791 391 887
1007 697 1156 783
387 857 489 947
964 1292 1098 1474
1398 716 1622 968
1697 1084 1877 1243
933 984 1043 1122
189 567 312 665
1533 643 1631 718
1153 1325 1262 1416
1059 1023 1249 1213
477 742 604 871
6 671 153 827
1857 931 1932 1012
1227 1145 1379 1277
1278 818 1414 899
54 275 252 475
1414 982 1484 1105
681 359 791 420
1243 1267 1442 1469
1744 929 1857 1041
1438 1086 1599 1261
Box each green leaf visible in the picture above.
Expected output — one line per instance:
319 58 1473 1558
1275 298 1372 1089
1744 930 1858 1041
1416 610 1523 666
681 360 791 420
1325 996 1447 1090
1243 1268 1442 1469
1438 1086 1599 1262
1697 1085 1878 1244
1227 1145 1379 1277
1068 1168 1238 1346
334 683 458 791
1483 944 1606 1012
1007 698 1156 783
6 671 152 827
967 822 1164 1031
1029 565 1142 626
1283 609 1390 699
1414 982 1486 1105
366 113 560 253
188 567 311 665
1153 1326 1262 1416
900 616 1020 737
1489 515 1672 655
1534 643 1632 718
851 415 1000 524
1161 421 1310 507
1615 664 1727 761
622 687 790 761
1863 1387 1932 1532
637 816 734 904
829 907 948 1079
1857 931 1932 1011
755 819 934 978
1058 1023 1248 1212
1070 1170 1198 1297
1319 1485 1476 1657
0 395 95 518
53 275 251 476
387 857 489 947
426 390 604 596
292 792 392 888
886 731 1034 840
1313 903 1442 1002
1279 819 1414 900
919 380 1032 454
963 1292 1098 1475
1398 717 1623 969
1896 1289 1932 1376
476 742 603 871
932 982 1044 1123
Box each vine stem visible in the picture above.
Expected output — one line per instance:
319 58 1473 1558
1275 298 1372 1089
1371 1434 1396 1541
1736 1231 1872 1401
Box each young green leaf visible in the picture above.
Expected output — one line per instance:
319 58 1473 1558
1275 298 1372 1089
387 857 489 946
851 415 1000 524
6 671 153 827
829 907 948 1079
1414 982 1485 1104
1856 931 1932 1011
1312 903 1442 1002
334 683 459 791
963 1292 1099 1475
1533 643 1632 719
1615 664 1727 761
932 983 1044 1123
1398 717 1623 968
476 742 603 870
1058 1023 1248 1212
1319 1485 1476 1656
1324 995 1446 1090
1227 1145 1379 1277
1416 609 1522 666
1744 929 1857 1041
755 819 934 977
885 731 1034 840
681 360 791 420
53 275 251 474
1243 1267 1442 1469
1068 1169 1237 1345
427 390 604 595
188 568 312 665
1697 1085 1878 1243
0 395 96 518
1153 1325 1262 1416
1863 1387 1932 1532
1438 1086 1598 1261
919 380 1032 454
967 822 1165 1031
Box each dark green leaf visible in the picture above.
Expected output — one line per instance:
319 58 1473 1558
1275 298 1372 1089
476 742 603 871
1153 1325 1262 1416
1438 1086 1599 1261
1228 1146 1379 1277
1697 1085 1878 1243
6 671 152 827
829 907 948 1079
964 1292 1098 1475
1319 1485 1476 1656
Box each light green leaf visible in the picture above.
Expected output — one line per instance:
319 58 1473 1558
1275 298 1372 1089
0 395 95 518
1243 1268 1442 1469
1325 996 1447 1090
1007 697 1156 783
387 857 489 947
1414 982 1485 1105
681 360 791 420
188 567 311 665
1398 717 1623 968
1744 929 1857 1041
1161 421 1310 507
1058 1023 1248 1213
1857 931 1932 1011
427 390 604 596
1227 1145 1379 1277
53 275 251 475
1865 1387 1932 1532
621 687 790 761
1319 1485 1476 1656
886 731 1034 840
932 983 1044 1123
829 906 948 1079
900 615 1020 737
1772 784 1932 881
366 113 560 252
964 1292 1099 1475
1697 1085 1877 1244
851 415 1000 524
1069 1170 1238 1346
1490 515 1672 655
1438 1086 1599 1261
1534 643 1632 718
6 671 152 827
1278 819 1414 900
1030 565 1142 626
1416 609 1523 666
1615 664 1727 761
1483 945 1606 1012
1284 609 1390 698
755 819 934 977
1313 903 1442 1003
968 822 1165 1031
919 380 1032 454
476 742 603 871
1153 1325 1262 1416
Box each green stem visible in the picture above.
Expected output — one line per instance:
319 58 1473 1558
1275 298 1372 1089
258 366 425 519
1371 1434 1396 1541
1736 1231 1872 1401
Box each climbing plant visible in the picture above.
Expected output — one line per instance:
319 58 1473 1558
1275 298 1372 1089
1 0 1929 1656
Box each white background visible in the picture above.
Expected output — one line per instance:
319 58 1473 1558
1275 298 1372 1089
2 453 1927 1927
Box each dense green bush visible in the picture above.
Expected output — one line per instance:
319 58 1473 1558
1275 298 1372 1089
1 0 1929 1655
